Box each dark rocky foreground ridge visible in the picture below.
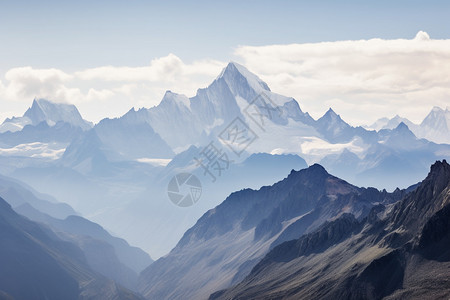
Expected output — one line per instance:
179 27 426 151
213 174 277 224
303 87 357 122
211 160 450 300
138 164 408 299
1 160 449 299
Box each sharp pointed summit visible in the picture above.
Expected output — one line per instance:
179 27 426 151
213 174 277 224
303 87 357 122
323 107 339 119
387 121 417 141
416 106 450 144
0 98 92 133
24 98 92 130
216 62 271 98
315 107 353 142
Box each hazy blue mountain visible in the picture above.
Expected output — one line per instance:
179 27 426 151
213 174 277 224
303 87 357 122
103 151 309 258
138 164 405 299
15 203 153 289
0 62 448 260
315 108 355 143
0 173 76 219
0 196 143 300
15 203 153 273
0 172 153 289
213 161 450 300
367 106 450 145
62 116 174 169
0 121 84 147
320 122 450 190
367 114 417 131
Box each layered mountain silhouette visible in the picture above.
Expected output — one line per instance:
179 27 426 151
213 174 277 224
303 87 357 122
0 195 144 300
0 62 449 299
211 160 450 299
15 204 153 289
137 164 407 299
0 62 449 258
0 173 152 292
368 106 450 144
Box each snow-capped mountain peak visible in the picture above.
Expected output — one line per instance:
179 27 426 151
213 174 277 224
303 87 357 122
23 98 92 130
431 106 444 113
415 105 450 144
319 108 346 125
421 106 449 131
216 62 271 97
0 98 92 133
159 91 191 110
314 108 355 142
365 106 450 144
365 114 418 133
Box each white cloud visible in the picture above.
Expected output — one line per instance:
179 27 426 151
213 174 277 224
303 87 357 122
234 31 450 125
75 53 223 83
1 35 449 126
86 88 115 101
0 54 225 122
4 67 74 102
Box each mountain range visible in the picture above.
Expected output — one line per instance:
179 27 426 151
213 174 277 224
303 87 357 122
0 194 145 300
0 173 153 295
211 160 450 299
367 106 450 144
0 62 449 259
137 163 409 299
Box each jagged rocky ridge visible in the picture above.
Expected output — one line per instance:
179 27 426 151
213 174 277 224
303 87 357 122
137 164 406 299
212 160 450 300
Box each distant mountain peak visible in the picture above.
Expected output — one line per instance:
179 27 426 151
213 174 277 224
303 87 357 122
431 106 444 112
394 121 409 131
217 62 271 93
23 98 92 130
318 107 348 126
160 90 191 108
419 106 450 139
388 122 416 140
325 107 338 117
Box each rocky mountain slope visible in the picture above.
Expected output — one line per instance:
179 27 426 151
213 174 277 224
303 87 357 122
213 160 450 299
138 164 405 299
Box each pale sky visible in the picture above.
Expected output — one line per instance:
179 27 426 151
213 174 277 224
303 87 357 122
1 0 450 125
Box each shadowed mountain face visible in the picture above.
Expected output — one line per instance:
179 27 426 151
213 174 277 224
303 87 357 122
0 196 143 300
15 203 153 290
213 160 450 300
137 164 405 299
0 173 153 285
0 173 77 219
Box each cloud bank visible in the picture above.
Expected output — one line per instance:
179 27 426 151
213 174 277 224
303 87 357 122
1 32 449 125
235 31 450 124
